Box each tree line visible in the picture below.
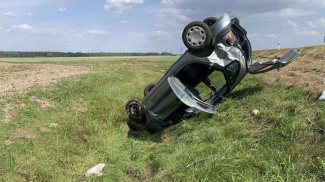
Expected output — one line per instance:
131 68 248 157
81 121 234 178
0 51 174 58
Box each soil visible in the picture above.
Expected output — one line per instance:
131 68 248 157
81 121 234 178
0 62 91 95
0 62 92 123
15 129 36 140
0 103 19 123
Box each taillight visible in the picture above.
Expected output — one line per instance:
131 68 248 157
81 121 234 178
224 31 237 46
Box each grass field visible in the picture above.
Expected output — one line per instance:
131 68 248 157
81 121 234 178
0 56 180 63
1 46 325 181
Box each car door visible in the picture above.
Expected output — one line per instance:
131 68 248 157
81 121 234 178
168 61 240 114
248 49 302 74
168 76 217 114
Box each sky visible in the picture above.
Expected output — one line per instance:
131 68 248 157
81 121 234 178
0 0 324 53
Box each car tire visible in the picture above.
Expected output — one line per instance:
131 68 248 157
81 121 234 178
144 83 156 97
182 21 212 51
126 98 144 123
203 17 218 27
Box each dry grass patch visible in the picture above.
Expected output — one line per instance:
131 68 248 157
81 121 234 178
0 63 92 95
0 103 19 123
252 46 325 92
15 129 36 140
30 96 53 108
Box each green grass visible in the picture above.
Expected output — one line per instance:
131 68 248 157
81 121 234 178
1 54 325 181
0 65 33 73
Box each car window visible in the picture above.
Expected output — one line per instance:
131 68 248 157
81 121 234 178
226 62 239 84
195 70 226 100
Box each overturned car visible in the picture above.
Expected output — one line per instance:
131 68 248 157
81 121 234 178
126 12 302 133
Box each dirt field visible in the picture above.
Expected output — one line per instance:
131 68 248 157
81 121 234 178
0 62 92 123
0 62 91 95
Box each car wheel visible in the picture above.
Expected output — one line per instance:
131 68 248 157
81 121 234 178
182 21 212 51
126 98 144 123
144 83 156 97
203 17 218 27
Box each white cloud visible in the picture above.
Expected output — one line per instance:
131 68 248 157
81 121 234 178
77 34 82 37
0 27 3 30
302 17 325 29
305 21 316 28
5 12 17 17
283 20 320 36
316 17 325 24
282 20 298 29
147 30 171 40
160 0 187 6
316 17 325 27
7 24 34 32
161 0 175 5
130 32 145 38
131 30 170 39
46 28 56 34
265 34 278 39
59 7 67 12
257 8 314 20
247 33 261 41
28 12 33 15
278 8 314 18
155 24 164 27
148 30 169 37
155 8 189 21
84 30 108 35
297 30 319 36
121 20 128 23
283 20 300 35
104 0 144 15
293 0 325 6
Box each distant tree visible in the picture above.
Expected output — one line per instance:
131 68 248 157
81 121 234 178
160 52 173 56
0 51 162 58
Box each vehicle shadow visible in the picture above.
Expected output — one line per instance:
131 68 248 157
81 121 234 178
227 85 264 100
127 129 163 143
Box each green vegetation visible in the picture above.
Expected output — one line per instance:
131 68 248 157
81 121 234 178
0 56 179 63
1 47 325 181
0 65 33 73
0 51 175 58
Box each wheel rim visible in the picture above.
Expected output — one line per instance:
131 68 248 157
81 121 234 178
129 103 141 118
186 26 206 47
149 86 154 92
206 20 215 27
